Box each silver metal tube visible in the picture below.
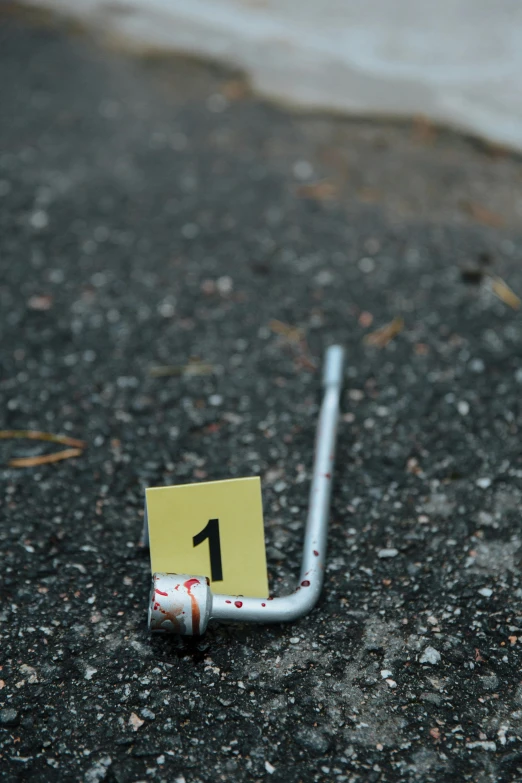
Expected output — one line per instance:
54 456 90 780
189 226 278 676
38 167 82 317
149 345 344 634
211 344 344 624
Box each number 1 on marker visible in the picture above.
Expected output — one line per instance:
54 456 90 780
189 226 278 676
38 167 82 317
193 518 223 582
146 477 268 596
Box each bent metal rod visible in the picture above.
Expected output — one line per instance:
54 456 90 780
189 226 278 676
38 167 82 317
148 344 345 635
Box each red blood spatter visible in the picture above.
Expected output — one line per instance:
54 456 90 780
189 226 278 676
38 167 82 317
261 603 266 607
183 578 201 635
225 600 232 604
324 473 331 479
268 596 274 601
155 588 168 596
313 550 319 556
234 601 243 608
301 580 310 587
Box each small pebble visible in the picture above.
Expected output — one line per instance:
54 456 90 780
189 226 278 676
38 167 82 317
158 299 176 318
295 727 331 754
378 548 399 558
469 358 485 373
129 713 144 731
0 708 19 726
30 209 49 229
84 757 112 782
359 257 375 274
466 741 496 751
293 160 313 180
478 587 493 598
476 478 492 489
265 761 276 775
181 222 199 239
216 276 233 295
419 646 441 665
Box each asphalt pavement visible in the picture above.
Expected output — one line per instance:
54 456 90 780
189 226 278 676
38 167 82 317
2 7 522 783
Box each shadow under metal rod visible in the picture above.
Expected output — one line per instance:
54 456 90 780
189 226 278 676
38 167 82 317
148 345 345 635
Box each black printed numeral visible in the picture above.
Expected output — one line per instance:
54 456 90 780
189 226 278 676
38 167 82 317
193 518 223 582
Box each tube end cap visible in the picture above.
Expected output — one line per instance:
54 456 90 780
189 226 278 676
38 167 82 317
323 345 345 388
149 573 212 635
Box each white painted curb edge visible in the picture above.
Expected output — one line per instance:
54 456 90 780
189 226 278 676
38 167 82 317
27 0 522 153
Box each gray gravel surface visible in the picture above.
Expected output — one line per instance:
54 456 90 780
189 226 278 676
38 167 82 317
2 7 522 782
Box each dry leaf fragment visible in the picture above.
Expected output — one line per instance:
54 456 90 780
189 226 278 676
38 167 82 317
1 430 85 468
357 187 381 204
9 448 83 468
268 319 304 343
364 317 404 348
490 276 521 310
464 202 504 228
295 181 338 201
269 319 317 371
183 362 215 378
149 361 215 378
149 365 184 378
221 78 249 101
27 294 53 311
0 430 85 448
294 352 318 372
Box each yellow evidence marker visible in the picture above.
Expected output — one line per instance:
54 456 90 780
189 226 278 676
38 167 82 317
146 476 269 598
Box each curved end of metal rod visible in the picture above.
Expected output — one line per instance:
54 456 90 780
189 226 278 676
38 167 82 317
148 344 345 635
